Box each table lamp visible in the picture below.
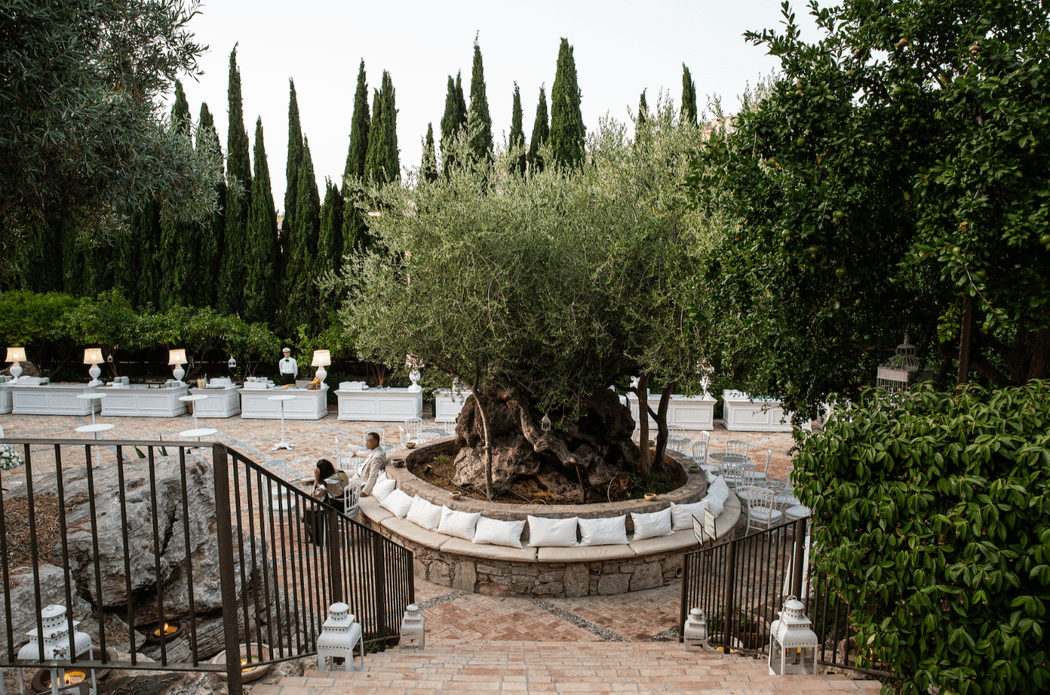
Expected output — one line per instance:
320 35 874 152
6 347 26 380
84 347 104 386
168 348 187 383
311 349 331 384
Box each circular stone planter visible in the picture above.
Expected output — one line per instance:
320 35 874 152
358 437 740 598
210 643 273 683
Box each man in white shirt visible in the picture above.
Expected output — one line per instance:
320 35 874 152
358 432 390 496
278 347 297 385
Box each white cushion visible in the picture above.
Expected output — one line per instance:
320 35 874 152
705 475 730 517
527 515 579 547
379 488 413 518
371 477 396 503
670 500 709 531
630 508 673 540
472 517 525 548
438 506 481 541
578 515 628 546
406 495 442 531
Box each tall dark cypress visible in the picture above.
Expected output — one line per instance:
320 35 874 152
131 202 162 306
681 63 698 128
508 83 526 176
196 102 225 308
285 137 321 335
318 177 344 276
282 79 303 282
159 81 196 310
440 73 468 175
243 117 280 326
219 45 252 315
467 39 493 163
421 123 438 183
364 89 385 184
527 85 549 175
341 60 370 260
363 72 400 185
549 38 585 169
636 89 649 142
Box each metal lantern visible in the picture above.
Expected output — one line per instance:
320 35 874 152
683 607 708 649
876 335 932 393
399 603 425 650
768 596 819 676
228 355 237 369
18 604 97 693
540 413 552 433
316 602 364 672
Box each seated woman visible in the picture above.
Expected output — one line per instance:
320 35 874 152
311 458 350 511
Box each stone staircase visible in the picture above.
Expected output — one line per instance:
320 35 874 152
250 639 883 694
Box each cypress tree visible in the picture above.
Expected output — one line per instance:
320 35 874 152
282 79 303 281
196 102 225 308
467 38 493 163
243 117 280 326
364 89 385 184
549 38 585 169
285 137 320 336
681 63 698 128
508 83 526 176
318 177 344 276
364 72 400 185
219 45 252 316
636 89 649 143
130 202 162 306
421 123 438 183
159 81 196 310
341 60 370 261
440 73 468 175
527 85 549 175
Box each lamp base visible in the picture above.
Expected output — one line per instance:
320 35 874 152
10 364 22 380
316 366 328 384
173 366 185 383
88 364 102 386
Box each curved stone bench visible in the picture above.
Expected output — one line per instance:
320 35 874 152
357 439 741 597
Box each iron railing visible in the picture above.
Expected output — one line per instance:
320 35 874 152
680 518 807 652
0 438 414 694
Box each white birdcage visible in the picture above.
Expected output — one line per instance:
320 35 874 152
876 335 931 393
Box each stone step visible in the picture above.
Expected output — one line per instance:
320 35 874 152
250 639 882 694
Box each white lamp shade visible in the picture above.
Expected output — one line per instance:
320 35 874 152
311 350 332 367
6 347 26 363
168 348 187 365
84 347 104 365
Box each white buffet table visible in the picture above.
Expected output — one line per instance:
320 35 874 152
627 392 717 431
434 389 472 423
100 383 189 417
336 386 422 421
0 381 12 414
189 385 242 418
722 390 793 432
11 382 101 416
240 386 328 420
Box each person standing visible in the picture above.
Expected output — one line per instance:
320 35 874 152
278 347 297 385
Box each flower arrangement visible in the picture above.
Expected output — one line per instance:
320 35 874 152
0 445 25 470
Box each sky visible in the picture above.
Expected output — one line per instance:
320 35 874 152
172 0 820 213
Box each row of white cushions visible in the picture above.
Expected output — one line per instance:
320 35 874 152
668 475 731 531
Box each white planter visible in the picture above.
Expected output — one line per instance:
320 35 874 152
189 386 242 418
336 387 422 421
240 387 328 420
100 384 189 417
626 392 717 431
10 383 100 416
722 390 793 432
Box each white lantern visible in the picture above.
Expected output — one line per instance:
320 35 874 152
399 603 425 650
768 596 819 676
18 604 97 693
316 602 364 672
541 413 552 433
228 355 237 369
876 335 932 393
683 607 708 649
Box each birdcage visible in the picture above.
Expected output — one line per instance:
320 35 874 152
876 336 930 392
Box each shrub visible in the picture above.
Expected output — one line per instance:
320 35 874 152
795 383 1050 694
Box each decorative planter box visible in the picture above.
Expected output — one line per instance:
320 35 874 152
626 392 717 431
722 390 793 432
335 387 422 422
0 384 12 415
100 384 189 417
433 389 472 423
10 383 100 416
240 387 328 420
189 386 242 418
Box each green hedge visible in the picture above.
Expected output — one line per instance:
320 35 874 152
795 383 1050 694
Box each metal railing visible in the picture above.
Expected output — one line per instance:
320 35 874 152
680 518 807 652
0 438 414 694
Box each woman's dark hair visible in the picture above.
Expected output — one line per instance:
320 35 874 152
316 458 336 480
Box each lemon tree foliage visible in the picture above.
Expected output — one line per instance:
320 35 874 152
691 0 1050 418
340 105 711 483
0 0 219 230
795 383 1050 694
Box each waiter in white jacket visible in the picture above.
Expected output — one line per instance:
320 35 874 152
278 347 298 385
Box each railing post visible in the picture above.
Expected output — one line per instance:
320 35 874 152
791 517 808 599
372 533 387 643
678 552 691 643
212 444 243 695
326 506 343 604
723 538 736 650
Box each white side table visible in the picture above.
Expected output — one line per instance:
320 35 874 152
76 393 112 467
269 394 297 451
179 393 209 430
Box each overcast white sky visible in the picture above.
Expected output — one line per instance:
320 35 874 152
173 0 819 212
